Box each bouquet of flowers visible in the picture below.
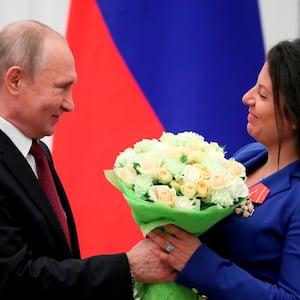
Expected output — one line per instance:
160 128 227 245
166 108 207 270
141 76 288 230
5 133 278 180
104 131 249 299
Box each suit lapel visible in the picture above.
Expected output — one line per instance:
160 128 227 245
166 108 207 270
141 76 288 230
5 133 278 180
0 131 74 252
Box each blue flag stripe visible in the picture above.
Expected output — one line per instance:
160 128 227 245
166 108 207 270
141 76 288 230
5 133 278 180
96 0 265 156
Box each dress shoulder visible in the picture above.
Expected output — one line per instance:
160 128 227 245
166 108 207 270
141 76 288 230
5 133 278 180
232 142 267 167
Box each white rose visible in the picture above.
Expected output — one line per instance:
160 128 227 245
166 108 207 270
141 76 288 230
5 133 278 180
183 164 201 183
230 177 249 199
175 196 200 209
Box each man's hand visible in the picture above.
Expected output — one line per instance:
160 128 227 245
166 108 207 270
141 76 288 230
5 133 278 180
126 238 178 283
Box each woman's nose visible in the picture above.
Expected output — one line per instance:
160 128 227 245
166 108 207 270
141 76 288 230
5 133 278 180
242 87 255 106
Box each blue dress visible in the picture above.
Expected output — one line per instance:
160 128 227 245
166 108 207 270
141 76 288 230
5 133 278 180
176 142 300 299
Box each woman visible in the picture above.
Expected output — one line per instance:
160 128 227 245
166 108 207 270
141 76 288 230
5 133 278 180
148 39 300 299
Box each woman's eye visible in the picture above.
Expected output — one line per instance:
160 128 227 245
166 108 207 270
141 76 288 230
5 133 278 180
259 92 267 99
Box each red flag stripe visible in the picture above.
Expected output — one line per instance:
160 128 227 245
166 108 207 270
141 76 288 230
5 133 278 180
53 0 164 257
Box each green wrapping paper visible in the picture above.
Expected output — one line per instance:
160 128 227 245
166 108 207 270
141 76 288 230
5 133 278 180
104 169 243 300
105 170 242 235
134 282 200 299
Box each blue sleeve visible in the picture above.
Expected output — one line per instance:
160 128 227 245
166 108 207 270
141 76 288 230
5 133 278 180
176 240 300 299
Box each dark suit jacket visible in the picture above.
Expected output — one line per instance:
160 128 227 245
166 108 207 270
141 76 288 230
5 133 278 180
0 130 133 299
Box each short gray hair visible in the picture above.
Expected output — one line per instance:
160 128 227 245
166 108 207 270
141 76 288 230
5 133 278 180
0 20 63 84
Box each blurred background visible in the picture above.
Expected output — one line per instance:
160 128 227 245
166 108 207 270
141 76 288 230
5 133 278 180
0 0 299 257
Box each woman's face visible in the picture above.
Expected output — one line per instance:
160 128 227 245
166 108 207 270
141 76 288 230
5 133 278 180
242 62 295 147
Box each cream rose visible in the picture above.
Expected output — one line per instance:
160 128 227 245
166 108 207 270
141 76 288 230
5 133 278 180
115 165 137 186
180 182 197 199
193 163 210 178
170 178 183 192
225 159 246 178
158 168 173 184
209 171 228 189
148 185 176 207
196 179 210 197
138 157 162 179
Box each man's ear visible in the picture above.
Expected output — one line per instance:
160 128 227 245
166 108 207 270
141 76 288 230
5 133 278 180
5 66 24 95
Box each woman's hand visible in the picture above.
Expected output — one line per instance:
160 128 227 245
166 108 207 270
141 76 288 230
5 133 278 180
147 224 201 272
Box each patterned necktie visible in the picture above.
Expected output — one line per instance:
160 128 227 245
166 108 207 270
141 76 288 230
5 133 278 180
30 139 71 249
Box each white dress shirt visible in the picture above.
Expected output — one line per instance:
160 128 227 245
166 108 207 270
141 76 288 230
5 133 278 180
0 116 37 176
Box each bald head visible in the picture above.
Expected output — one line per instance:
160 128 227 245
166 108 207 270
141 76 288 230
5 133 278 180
0 20 67 85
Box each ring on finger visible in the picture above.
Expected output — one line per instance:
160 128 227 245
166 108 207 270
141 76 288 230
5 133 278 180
166 244 173 253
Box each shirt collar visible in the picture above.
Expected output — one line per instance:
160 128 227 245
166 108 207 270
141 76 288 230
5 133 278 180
0 117 32 157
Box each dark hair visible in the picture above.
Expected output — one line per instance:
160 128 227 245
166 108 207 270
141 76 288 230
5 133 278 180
267 39 300 158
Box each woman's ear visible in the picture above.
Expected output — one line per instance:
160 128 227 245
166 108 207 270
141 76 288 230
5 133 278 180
5 66 23 95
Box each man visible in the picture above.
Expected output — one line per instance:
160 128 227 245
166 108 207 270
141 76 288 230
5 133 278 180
0 20 175 299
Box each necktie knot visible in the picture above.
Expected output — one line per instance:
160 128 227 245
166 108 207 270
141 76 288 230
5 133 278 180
30 139 45 160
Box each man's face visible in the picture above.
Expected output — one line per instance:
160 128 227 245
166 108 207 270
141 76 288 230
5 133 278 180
11 36 77 139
